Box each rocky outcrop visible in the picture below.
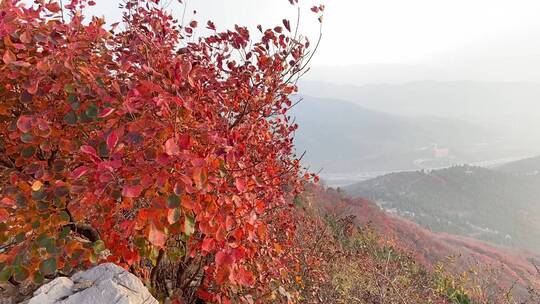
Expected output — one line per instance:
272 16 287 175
23 263 157 304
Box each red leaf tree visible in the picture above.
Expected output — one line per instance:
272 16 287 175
0 0 322 302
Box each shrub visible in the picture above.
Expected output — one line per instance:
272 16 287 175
0 0 321 302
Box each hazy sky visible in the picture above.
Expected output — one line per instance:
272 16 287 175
71 0 540 82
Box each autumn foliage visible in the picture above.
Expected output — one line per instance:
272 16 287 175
0 0 324 302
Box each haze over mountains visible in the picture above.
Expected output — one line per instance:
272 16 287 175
293 79 540 185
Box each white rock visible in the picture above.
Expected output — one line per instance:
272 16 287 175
25 263 158 304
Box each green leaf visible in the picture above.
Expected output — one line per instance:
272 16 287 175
31 189 47 201
20 133 35 143
21 146 36 158
168 208 182 224
33 271 44 285
39 258 57 275
67 94 80 109
97 141 109 157
63 111 78 125
166 194 180 209
167 247 185 262
59 226 71 239
13 265 29 282
14 232 25 243
85 103 98 119
96 77 105 88
78 111 91 123
89 252 98 264
184 215 195 236
37 201 49 210
15 194 27 207
293 195 302 207
59 211 70 222
92 240 106 254
64 84 75 94
0 266 12 282
45 238 57 254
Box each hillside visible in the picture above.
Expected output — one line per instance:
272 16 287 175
343 165 540 254
306 186 540 301
291 97 502 176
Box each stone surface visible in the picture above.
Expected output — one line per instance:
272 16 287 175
24 263 158 304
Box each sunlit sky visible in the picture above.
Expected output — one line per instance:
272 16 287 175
62 0 540 82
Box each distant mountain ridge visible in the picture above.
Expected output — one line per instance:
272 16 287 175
343 164 540 254
299 80 540 127
291 96 523 175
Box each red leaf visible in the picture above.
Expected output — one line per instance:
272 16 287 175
255 200 265 214
46 2 61 12
0 197 15 207
235 178 247 193
236 267 255 286
20 31 32 44
207 20 216 30
27 79 40 95
178 134 190 149
70 166 89 179
215 251 234 267
3 50 16 65
215 266 230 285
119 220 135 238
122 185 143 198
148 225 166 248
283 19 291 32
181 195 195 210
80 145 98 158
16 115 32 133
164 138 179 156
0 209 8 221
107 130 119 151
98 107 115 118
201 237 215 252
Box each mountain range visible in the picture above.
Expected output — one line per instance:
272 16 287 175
291 95 535 181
